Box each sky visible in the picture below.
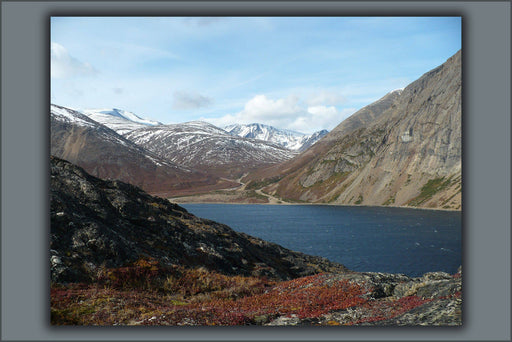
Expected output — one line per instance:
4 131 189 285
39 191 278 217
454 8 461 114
51 17 461 134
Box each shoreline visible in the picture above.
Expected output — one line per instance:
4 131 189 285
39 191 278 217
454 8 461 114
170 198 462 212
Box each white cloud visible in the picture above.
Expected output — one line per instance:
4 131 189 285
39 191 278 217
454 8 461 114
204 94 357 133
51 42 98 79
172 90 213 110
242 94 303 121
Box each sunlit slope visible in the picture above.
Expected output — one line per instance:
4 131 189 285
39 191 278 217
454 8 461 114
245 50 461 209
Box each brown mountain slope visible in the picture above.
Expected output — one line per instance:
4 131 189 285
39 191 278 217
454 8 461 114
244 50 461 209
242 87 403 189
50 104 233 197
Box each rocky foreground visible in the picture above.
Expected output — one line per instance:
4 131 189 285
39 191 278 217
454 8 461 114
265 270 462 326
50 156 461 326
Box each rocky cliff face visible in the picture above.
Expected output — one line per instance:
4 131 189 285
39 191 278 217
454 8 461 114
245 51 461 209
50 156 347 283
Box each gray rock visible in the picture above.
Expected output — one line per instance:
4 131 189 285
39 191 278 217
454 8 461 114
266 314 301 326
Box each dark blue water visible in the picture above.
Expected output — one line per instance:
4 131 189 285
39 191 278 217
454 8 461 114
182 204 462 277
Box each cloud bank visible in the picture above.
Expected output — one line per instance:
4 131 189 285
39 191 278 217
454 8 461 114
51 42 98 79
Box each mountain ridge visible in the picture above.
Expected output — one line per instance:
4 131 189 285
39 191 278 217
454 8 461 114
81 108 162 135
71 107 300 180
122 121 296 179
225 123 328 152
50 104 231 197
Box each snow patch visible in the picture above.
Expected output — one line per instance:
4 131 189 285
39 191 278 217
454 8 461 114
225 123 327 151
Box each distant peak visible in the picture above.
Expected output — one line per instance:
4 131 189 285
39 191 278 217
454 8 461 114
224 123 328 151
81 107 162 126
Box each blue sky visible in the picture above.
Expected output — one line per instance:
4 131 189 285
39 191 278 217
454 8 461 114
51 17 461 133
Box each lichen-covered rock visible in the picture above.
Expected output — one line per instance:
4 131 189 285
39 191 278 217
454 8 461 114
269 269 462 326
393 271 461 300
368 297 462 326
267 314 301 326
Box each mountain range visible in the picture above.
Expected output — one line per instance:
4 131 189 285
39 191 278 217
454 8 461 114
121 121 296 179
51 104 328 187
50 104 230 197
51 50 461 210
225 123 328 152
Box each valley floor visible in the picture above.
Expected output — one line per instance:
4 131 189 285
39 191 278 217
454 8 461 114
168 176 294 205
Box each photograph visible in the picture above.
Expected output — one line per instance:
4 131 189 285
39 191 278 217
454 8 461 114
50 16 462 326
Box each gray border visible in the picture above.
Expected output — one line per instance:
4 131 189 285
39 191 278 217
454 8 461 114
1 1 510 341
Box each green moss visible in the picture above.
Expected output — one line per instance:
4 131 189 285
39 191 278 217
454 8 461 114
407 176 454 207
382 195 396 206
243 190 268 201
405 174 412 185
245 176 283 190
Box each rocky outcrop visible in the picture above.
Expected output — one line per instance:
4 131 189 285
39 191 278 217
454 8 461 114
50 156 347 283
244 51 461 210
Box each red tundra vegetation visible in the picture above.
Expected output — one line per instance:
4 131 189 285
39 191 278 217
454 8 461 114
51 258 457 326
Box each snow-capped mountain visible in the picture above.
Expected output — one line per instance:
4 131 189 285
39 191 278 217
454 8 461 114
80 108 162 135
224 123 328 152
298 129 330 151
51 104 220 195
123 121 296 179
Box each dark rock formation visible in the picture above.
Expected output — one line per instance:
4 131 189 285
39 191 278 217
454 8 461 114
50 156 347 283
